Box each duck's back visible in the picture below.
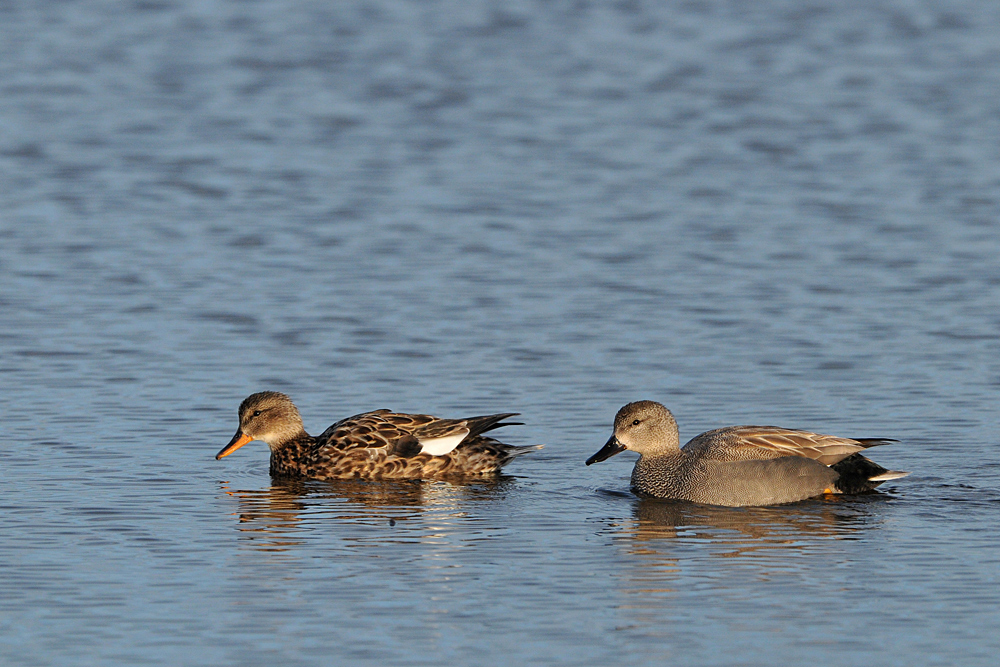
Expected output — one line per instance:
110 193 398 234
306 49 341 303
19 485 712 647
316 410 432 452
682 425 871 465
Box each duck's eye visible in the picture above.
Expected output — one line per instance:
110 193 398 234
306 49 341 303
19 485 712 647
252 410 262 417
632 419 641 426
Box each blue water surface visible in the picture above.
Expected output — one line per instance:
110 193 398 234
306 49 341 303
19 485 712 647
2 1 1000 665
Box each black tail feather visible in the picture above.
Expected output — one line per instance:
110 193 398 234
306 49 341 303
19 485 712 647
466 413 522 438
853 438 898 448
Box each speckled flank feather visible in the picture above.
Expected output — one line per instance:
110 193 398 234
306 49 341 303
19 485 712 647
587 400 908 507
270 434 539 480
218 392 541 480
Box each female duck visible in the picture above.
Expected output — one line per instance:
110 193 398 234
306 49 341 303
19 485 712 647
587 400 908 507
217 391 540 480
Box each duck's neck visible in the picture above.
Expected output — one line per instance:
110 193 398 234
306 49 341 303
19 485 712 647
268 433 318 478
639 420 682 457
630 449 691 496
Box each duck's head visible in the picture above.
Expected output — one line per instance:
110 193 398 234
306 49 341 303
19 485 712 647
585 400 680 465
215 391 307 459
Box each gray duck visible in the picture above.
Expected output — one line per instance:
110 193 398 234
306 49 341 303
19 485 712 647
587 400 908 507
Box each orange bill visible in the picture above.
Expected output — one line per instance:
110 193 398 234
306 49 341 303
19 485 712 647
216 430 254 460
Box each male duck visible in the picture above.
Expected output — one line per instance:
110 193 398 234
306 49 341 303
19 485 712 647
587 400 909 507
217 391 541 480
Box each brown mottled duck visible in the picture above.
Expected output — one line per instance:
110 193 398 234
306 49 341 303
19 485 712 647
216 391 541 480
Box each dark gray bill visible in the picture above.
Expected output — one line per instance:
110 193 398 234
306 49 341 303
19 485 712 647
585 435 626 465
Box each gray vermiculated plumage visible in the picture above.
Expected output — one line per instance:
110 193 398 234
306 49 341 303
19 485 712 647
629 455 841 507
588 400 908 507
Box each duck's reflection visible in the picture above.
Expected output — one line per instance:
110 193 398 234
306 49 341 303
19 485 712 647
600 494 894 601
625 494 885 547
218 476 517 552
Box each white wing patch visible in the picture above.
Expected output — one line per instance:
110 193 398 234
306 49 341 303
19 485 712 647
417 428 470 456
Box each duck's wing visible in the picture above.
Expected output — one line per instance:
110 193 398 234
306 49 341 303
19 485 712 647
409 413 521 455
316 410 415 454
685 425 896 466
317 411 522 458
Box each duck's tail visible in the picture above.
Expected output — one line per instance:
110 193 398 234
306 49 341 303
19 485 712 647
506 443 544 457
869 470 910 482
832 453 909 494
467 413 523 436
496 443 543 465
853 438 899 448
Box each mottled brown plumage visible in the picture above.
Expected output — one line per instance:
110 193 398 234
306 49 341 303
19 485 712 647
586 400 909 507
216 392 541 480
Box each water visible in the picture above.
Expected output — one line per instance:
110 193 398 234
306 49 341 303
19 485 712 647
2 1 1000 664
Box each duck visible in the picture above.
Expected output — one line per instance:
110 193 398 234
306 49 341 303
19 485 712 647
586 400 909 507
216 391 541 480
